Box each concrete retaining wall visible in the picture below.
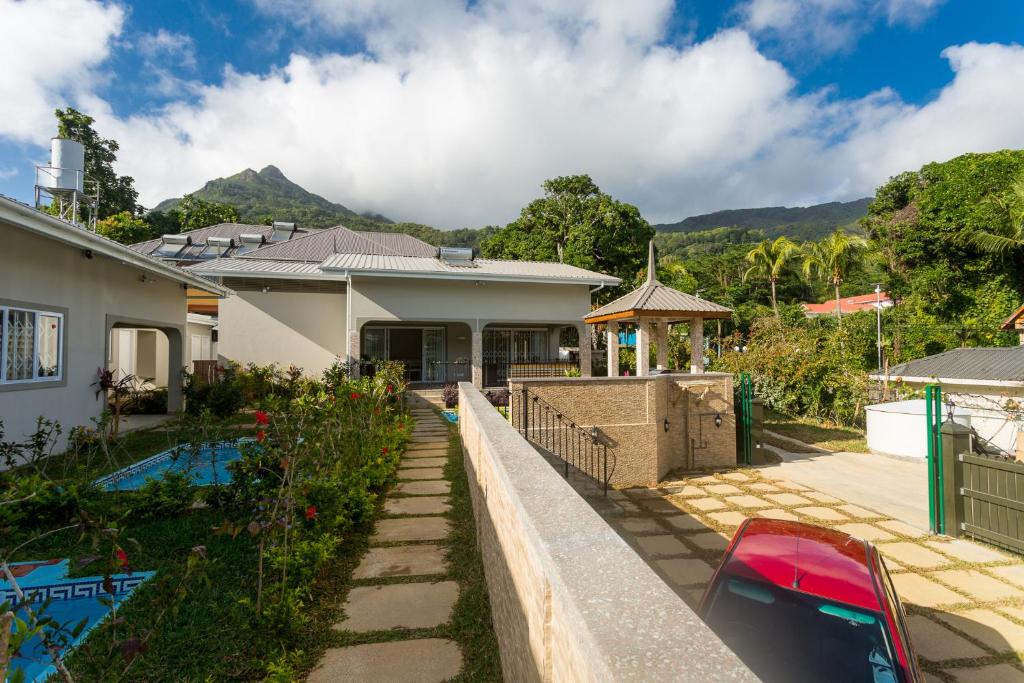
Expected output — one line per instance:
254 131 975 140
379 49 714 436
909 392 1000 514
458 382 757 682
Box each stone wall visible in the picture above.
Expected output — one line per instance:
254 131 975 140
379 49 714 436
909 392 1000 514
458 383 757 682
509 374 736 487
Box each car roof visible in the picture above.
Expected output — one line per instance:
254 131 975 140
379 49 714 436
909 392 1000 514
722 518 882 612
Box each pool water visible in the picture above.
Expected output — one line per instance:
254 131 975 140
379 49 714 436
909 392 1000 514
441 410 458 423
2 559 153 683
94 440 250 491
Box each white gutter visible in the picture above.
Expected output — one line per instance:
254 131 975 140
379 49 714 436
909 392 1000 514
0 197 231 296
190 265 618 287
868 374 1024 389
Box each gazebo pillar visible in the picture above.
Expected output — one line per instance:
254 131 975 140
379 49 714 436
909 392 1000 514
606 321 619 377
577 323 592 377
656 319 669 371
637 320 651 376
690 317 704 374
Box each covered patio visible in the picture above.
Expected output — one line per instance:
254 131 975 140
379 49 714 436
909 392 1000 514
584 242 732 376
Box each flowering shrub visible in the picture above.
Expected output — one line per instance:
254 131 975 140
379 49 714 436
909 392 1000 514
442 383 459 408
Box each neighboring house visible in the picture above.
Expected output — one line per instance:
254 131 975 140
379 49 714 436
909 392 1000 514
868 346 1024 458
802 291 892 317
182 224 620 387
1002 302 1024 345
108 313 217 388
0 196 228 452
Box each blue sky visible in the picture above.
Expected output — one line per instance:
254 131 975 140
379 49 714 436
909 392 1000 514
2 0 1022 227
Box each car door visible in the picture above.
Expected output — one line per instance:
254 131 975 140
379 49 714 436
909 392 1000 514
876 552 923 682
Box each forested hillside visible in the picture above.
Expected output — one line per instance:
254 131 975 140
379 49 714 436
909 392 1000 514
654 198 872 238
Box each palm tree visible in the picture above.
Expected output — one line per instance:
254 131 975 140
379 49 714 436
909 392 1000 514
966 174 1024 254
802 230 868 324
742 237 800 316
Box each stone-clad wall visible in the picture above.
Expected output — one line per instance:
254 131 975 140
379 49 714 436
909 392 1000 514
458 383 758 682
509 374 736 487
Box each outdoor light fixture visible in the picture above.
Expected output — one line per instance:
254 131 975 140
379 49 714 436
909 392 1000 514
590 426 599 442
714 414 723 428
663 418 670 432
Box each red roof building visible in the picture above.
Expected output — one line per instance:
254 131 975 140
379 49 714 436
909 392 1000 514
802 291 892 317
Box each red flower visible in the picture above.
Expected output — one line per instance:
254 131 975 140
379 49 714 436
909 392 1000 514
349 392 360 400
305 505 317 520
255 410 269 425
398 423 405 431
386 384 394 394
374 408 381 415
256 430 266 443
115 548 129 568
381 446 389 455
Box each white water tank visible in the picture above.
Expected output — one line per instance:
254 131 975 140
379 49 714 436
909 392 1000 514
47 138 85 192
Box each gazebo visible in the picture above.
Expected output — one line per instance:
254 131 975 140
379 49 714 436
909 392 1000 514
584 242 732 376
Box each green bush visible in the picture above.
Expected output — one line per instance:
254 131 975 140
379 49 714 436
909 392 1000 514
184 366 244 418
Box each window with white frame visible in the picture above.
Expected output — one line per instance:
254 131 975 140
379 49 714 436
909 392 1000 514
0 306 64 385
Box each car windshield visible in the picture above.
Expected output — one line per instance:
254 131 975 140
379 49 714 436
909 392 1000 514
704 575 902 683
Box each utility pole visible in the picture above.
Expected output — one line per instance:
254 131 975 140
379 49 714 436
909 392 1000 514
875 283 883 371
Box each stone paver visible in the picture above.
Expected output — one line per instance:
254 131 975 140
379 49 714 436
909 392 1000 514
687 497 727 512
666 485 704 497
794 506 848 521
836 504 880 519
764 492 812 506
925 539 1009 564
747 482 780 493
705 483 743 495
407 442 449 451
773 480 810 491
396 480 451 496
384 496 450 516
401 457 447 468
404 449 449 458
617 517 665 534
636 534 691 557
934 609 1024 653
706 511 748 527
635 498 681 514
353 544 448 579
723 495 771 509
804 491 842 504
931 569 1024 602
720 472 750 482
664 514 710 531
756 508 799 521
906 614 988 661
657 558 715 586
877 519 927 538
309 639 462 683
372 517 450 543
398 467 445 480
687 474 720 484
890 573 964 608
835 522 896 543
947 663 1024 683
336 582 459 631
877 542 950 569
987 564 1024 589
688 531 730 552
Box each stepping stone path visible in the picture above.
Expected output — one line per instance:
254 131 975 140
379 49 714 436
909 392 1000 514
308 403 463 682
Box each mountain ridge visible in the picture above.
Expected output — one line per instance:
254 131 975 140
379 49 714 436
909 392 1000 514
654 198 872 241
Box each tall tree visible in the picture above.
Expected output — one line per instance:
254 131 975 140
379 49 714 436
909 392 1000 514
178 193 240 231
965 173 1024 255
481 174 653 288
96 211 152 244
742 236 801 316
54 108 139 218
802 231 868 324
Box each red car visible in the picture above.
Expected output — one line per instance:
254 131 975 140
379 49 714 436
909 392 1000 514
698 518 922 683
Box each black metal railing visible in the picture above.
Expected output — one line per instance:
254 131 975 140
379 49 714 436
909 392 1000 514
427 360 472 384
484 359 580 386
510 387 613 493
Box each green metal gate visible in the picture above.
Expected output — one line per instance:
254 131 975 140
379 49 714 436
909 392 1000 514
736 373 754 466
925 383 945 534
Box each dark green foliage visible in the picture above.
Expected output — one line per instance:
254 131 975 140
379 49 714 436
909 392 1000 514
55 108 139 218
177 192 241 231
123 472 195 519
183 366 244 418
655 198 872 238
94 211 151 244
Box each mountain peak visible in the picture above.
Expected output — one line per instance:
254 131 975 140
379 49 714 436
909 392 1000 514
259 165 287 180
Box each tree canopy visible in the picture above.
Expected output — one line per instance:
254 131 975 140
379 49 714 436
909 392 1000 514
55 108 139 218
481 174 654 291
178 193 241 231
96 211 152 244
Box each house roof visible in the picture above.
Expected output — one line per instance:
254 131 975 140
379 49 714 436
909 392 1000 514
802 291 891 316
131 223 294 260
584 241 732 322
0 195 230 296
885 346 1024 384
1001 302 1024 331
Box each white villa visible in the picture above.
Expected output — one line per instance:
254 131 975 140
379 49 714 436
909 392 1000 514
133 222 621 387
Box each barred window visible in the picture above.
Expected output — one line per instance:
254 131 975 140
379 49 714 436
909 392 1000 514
1 306 64 384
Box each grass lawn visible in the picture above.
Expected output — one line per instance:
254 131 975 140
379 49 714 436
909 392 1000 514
764 410 869 453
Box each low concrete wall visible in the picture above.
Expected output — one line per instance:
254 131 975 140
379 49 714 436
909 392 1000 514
509 374 736 487
458 383 756 682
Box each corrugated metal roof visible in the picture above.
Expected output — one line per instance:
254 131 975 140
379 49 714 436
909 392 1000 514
131 223 283 259
184 258 329 276
584 280 732 320
354 231 437 257
320 253 618 283
240 225 410 261
888 346 1024 382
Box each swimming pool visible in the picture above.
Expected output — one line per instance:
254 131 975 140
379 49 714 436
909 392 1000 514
2 559 154 683
441 410 458 423
94 439 251 491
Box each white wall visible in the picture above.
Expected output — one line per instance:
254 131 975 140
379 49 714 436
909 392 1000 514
1 226 186 453
217 289 346 375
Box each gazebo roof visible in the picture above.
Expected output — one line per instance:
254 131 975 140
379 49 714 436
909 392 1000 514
584 242 733 323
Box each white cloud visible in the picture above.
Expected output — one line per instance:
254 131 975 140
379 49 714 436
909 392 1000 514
135 29 197 69
0 0 124 141
0 166 18 180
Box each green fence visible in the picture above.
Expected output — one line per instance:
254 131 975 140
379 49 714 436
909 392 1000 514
941 422 1024 554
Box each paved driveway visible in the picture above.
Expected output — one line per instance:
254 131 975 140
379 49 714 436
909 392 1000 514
760 444 930 531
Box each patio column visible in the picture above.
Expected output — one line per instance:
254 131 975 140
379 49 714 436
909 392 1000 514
690 316 704 374
577 324 592 377
606 321 619 377
348 328 361 378
637 319 651 376
656 319 669 371
471 329 483 388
